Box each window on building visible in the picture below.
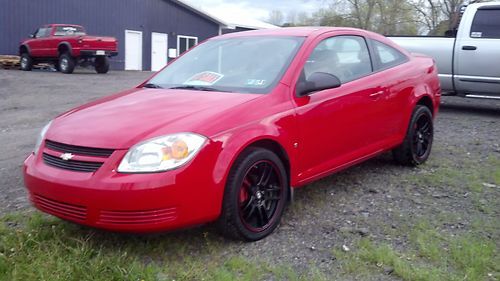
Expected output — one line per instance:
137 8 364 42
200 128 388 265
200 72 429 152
303 36 372 83
372 40 408 70
177 36 198 56
470 9 500 39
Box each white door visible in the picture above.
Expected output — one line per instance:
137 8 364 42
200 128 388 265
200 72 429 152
151 32 168 71
125 30 143 70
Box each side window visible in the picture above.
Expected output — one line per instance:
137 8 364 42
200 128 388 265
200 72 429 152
470 9 500 39
177 36 198 56
35 28 50 38
303 36 372 83
372 40 408 69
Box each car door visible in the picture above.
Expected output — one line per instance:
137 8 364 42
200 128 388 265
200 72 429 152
293 34 387 182
454 6 500 95
30 27 51 57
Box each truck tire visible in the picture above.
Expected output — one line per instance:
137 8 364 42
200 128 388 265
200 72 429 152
20 53 33 71
59 53 75 74
94 56 109 74
392 105 434 166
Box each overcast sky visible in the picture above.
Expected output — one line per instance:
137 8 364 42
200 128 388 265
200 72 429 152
184 0 323 23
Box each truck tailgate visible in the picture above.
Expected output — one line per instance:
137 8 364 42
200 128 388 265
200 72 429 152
81 36 117 51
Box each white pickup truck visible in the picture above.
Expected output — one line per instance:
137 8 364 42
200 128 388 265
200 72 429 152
390 2 500 99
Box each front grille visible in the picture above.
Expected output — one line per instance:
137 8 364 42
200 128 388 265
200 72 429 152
42 153 103 172
33 194 87 221
45 139 114 157
98 208 178 225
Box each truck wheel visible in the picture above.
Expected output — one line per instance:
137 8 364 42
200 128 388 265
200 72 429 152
94 56 109 74
20 53 33 71
59 53 75 74
216 147 289 241
392 105 434 166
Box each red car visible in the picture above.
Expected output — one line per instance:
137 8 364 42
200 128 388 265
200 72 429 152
23 27 440 241
19 24 118 74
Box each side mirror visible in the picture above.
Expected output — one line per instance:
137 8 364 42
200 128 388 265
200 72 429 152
296 72 341 97
29 34 35 38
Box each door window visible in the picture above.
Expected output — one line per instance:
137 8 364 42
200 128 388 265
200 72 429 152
372 40 408 70
177 36 198 55
303 36 372 83
35 28 50 38
470 9 500 39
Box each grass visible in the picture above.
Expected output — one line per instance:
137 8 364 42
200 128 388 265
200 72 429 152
334 221 499 281
0 212 328 281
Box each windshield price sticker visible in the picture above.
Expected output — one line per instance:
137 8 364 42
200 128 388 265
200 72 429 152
184 71 224 86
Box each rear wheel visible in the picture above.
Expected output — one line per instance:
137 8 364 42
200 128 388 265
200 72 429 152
393 105 434 166
217 148 288 241
20 53 33 71
59 53 75 74
94 56 109 74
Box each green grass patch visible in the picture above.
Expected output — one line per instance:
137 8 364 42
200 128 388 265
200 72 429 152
0 212 327 281
335 221 499 281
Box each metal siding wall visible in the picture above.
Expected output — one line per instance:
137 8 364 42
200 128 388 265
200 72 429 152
0 0 219 70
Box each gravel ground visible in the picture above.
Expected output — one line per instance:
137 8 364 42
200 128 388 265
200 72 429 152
1 69 499 278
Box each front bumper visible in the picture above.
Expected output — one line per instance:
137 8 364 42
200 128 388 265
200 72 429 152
23 145 223 233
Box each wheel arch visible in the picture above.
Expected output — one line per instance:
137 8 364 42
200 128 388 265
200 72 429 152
57 42 73 56
19 44 30 56
416 95 434 117
212 132 295 204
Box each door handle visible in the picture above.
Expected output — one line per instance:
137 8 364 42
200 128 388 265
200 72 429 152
462 45 477 51
369 91 385 98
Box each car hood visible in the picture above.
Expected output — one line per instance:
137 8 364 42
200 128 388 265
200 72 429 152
45 88 261 149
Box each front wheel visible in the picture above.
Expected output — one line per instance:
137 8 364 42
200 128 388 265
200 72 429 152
59 53 75 74
393 105 434 166
217 148 289 241
94 56 109 74
20 53 33 71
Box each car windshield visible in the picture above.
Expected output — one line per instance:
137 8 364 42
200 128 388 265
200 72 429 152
54 26 86 36
148 36 305 94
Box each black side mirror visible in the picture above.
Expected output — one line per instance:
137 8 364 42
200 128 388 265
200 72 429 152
296 72 341 97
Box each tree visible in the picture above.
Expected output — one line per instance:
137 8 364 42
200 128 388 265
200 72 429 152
268 10 284 26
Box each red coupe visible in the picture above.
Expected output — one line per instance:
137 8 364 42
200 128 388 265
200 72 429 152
23 27 440 241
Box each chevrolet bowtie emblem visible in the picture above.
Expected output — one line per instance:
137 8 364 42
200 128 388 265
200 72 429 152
60 153 74 161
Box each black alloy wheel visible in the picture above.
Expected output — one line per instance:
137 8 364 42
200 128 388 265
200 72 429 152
217 148 288 241
393 105 434 166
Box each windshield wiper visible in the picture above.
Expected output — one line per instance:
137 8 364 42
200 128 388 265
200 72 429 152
169 85 229 92
143 83 163 89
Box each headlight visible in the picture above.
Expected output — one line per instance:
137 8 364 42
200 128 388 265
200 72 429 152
117 133 207 173
34 121 52 154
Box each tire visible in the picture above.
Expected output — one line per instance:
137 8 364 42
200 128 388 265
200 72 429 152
94 56 109 74
393 105 434 166
216 147 289 241
59 53 75 74
20 53 33 71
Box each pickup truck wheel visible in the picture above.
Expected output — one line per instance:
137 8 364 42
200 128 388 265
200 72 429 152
59 53 75 74
216 148 288 241
94 56 109 74
393 105 433 166
20 53 33 71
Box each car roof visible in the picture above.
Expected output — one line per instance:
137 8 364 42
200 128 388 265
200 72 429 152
217 27 370 38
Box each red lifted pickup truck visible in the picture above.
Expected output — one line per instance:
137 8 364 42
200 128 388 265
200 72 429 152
19 24 118 74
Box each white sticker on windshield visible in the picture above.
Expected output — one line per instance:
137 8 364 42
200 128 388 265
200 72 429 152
184 71 224 86
471 32 482 38
246 79 266 86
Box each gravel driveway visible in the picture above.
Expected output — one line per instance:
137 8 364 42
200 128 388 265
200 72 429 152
0 69 498 278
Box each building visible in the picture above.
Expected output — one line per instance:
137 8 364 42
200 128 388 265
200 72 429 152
0 0 274 71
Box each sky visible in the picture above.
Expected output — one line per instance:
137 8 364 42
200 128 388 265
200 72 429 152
183 0 323 24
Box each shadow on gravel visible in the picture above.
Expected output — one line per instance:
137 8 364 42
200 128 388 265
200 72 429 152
440 101 500 117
